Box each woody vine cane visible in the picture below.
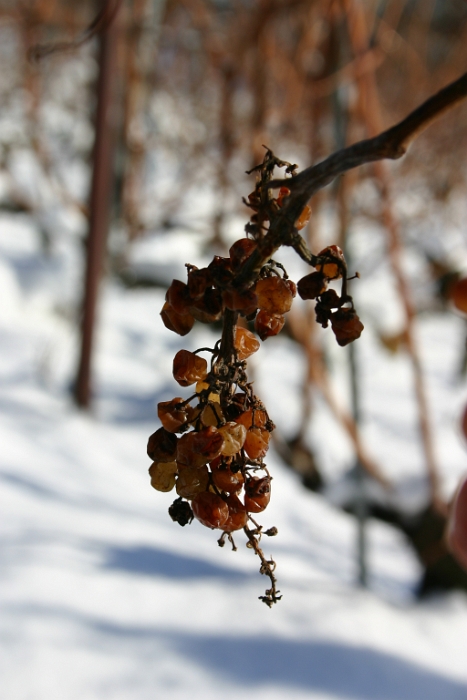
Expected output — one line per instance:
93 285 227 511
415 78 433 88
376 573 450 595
147 72 467 606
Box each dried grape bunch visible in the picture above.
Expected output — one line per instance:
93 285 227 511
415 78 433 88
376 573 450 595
148 148 363 606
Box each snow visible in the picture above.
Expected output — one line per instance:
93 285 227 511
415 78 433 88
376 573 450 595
1 210 467 700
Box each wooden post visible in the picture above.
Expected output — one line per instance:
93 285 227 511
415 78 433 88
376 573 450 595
74 0 120 408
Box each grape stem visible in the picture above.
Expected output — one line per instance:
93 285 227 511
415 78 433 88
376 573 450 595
243 522 282 607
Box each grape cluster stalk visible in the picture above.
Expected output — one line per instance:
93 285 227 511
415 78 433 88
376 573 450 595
148 150 363 606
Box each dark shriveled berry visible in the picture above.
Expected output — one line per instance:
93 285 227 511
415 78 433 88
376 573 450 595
330 308 364 346
229 238 257 271
158 397 190 432
187 267 212 300
222 287 258 316
297 272 327 300
189 288 223 323
166 279 192 315
161 302 195 336
147 427 178 462
169 497 194 526
208 256 233 287
319 289 341 311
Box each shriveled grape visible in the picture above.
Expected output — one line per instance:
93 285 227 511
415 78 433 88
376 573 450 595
149 461 178 492
147 427 178 462
244 476 271 513
244 427 270 460
223 495 248 532
234 326 260 360
192 491 229 529
211 461 245 493
316 245 345 280
218 422 247 456
256 276 294 314
297 272 327 300
254 310 285 340
158 397 190 432
166 279 191 315
234 408 267 430
330 308 364 346
173 349 207 387
160 302 195 336
176 465 210 499
229 238 257 271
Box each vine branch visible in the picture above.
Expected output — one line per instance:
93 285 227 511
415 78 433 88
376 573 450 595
234 71 467 290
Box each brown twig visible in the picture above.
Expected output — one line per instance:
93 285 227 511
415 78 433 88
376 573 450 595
270 71 467 199
28 0 124 62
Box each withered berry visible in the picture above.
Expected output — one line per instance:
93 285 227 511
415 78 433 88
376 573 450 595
223 494 248 532
147 427 178 462
256 276 294 314
187 267 212 300
295 204 311 230
234 408 267 430
166 279 192 315
208 256 233 287
244 427 270 460
218 422 247 456
234 326 260 360
149 461 178 492
173 350 208 387
254 310 285 340
229 238 257 271
330 308 364 346
319 289 341 310
158 397 190 432
222 287 258 316
211 460 245 493
192 491 229 529
316 245 345 280
177 426 225 467
189 288 223 323
244 476 271 513
160 302 195 336
297 272 327 300
169 497 194 526
176 465 210 499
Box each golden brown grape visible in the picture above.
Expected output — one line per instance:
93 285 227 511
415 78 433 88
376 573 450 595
234 326 260 360
149 461 178 492
173 350 208 387
256 276 294 314
158 397 190 432
191 491 229 529
218 422 247 456
176 465 210 499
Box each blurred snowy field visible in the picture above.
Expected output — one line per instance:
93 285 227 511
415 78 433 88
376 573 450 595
1 210 467 700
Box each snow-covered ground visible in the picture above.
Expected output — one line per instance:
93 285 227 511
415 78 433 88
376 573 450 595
1 210 467 700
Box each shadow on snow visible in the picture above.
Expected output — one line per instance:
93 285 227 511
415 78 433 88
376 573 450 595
7 603 467 700
102 544 249 581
